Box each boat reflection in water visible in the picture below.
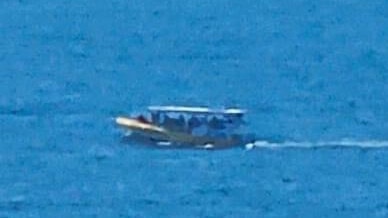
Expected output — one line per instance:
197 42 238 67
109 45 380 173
116 106 255 149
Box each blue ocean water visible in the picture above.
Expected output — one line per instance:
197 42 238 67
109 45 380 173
1 0 388 217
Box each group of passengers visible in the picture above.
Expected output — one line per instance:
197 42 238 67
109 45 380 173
136 113 234 134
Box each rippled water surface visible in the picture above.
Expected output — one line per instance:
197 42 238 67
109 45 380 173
1 0 388 217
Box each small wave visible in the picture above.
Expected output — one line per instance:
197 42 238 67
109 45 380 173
246 139 388 150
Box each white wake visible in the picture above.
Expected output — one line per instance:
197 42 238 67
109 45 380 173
246 139 388 150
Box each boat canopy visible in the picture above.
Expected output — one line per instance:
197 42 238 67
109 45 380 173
147 106 246 116
142 106 247 134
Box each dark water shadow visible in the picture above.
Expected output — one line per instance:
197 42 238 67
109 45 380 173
118 133 251 151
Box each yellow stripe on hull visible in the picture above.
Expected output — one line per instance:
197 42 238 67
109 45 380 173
115 116 240 147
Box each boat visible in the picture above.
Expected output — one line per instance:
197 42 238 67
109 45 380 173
115 106 254 149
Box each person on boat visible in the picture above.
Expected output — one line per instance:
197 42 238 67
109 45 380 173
188 116 201 132
151 112 160 124
136 115 150 124
162 115 181 131
177 115 185 128
208 116 226 130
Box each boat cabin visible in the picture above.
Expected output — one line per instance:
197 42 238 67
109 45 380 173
145 106 246 136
